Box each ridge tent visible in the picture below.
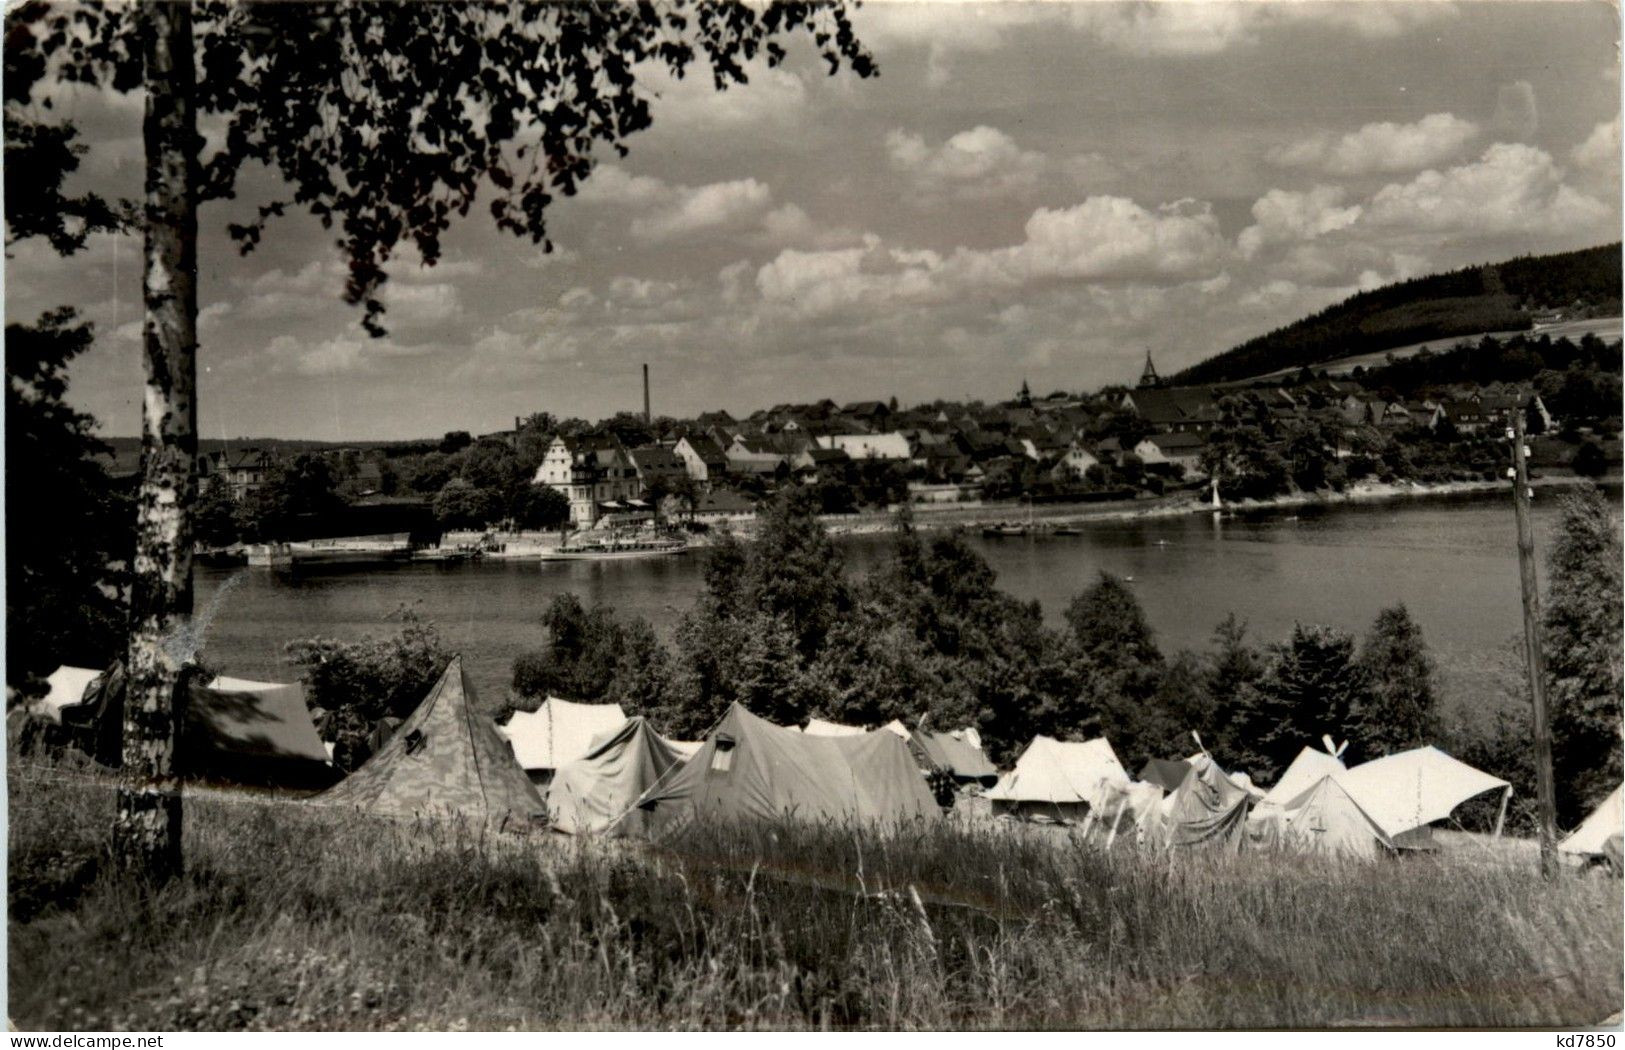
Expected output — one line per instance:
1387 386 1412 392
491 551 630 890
1259 746 1348 810
615 703 939 838
664 737 703 759
500 696 627 781
949 726 984 751
319 657 544 824
984 736 1130 822
880 719 912 740
1138 757 1192 795
1162 755 1255 850
549 716 692 835
1338 746 1510 842
804 717 867 737
1559 785 1623 862
910 730 998 787
188 675 333 785
1267 775 1396 860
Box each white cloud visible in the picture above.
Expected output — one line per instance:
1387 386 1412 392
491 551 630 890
1238 186 1363 258
266 334 428 377
1270 113 1479 176
629 177 773 242
1364 143 1609 236
1492 80 1539 140
1572 115 1622 171
1069 1 1457 57
885 125 1048 197
637 63 809 129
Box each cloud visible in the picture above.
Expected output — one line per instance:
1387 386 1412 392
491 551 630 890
266 334 428 377
1572 115 1621 171
1364 143 1609 236
885 125 1049 197
629 177 773 242
752 194 1228 319
1069 1 1457 57
636 62 809 129
1238 186 1363 258
1270 113 1480 176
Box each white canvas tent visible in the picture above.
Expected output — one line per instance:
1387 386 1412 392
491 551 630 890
984 736 1130 821
500 697 627 775
1559 785 1623 858
1259 746 1349 811
1267 775 1396 860
35 666 103 724
1338 746 1510 840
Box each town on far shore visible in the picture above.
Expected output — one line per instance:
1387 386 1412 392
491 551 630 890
137 322 1622 568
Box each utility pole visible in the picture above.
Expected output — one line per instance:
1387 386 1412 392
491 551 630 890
1509 401 1558 877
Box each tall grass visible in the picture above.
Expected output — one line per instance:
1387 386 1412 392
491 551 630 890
9 763 1621 1030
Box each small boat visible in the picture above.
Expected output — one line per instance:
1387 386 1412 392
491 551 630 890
1051 525 1083 536
981 523 1028 537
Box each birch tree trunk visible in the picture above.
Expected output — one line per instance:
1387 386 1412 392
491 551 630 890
114 0 198 880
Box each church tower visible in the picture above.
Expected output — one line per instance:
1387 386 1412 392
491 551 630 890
1138 350 1161 389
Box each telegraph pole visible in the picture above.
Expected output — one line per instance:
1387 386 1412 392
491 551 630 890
1509 402 1558 877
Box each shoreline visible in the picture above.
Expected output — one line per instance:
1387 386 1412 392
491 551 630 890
788 472 1616 541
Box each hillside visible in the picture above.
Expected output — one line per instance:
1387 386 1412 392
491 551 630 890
1175 243 1622 385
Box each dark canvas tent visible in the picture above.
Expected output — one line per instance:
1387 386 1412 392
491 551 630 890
51 664 333 786
549 716 690 835
1138 757 1191 794
615 703 939 838
1162 756 1255 850
318 657 544 824
910 729 998 786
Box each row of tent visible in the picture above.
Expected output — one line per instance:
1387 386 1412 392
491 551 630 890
19 660 1624 865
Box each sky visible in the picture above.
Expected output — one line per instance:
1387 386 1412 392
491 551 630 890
6 0 1621 441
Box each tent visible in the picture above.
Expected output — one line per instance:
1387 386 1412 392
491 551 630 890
319 657 544 824
1162 755 1255 850
1138 757 1192 795
35 666 103 724
1338 746 1510 840
615 703 939 838
803 717 867 737
984 736 1130 822
664 737 703 760
1259 746 1348 810
1267 775 1396 860
910 729 998 786
949 726 983 751
1090 778 1168 847
45 663 331 785
549 716 691 835
1559 785 1623 860
500 696 627 779
187 675 333 784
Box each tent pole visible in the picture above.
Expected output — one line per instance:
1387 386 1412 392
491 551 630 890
1105 799 1127 851
1493 785 1510 839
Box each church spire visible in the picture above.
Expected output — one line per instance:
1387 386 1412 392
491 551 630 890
1018 378 1032 407
1138 350 1161 389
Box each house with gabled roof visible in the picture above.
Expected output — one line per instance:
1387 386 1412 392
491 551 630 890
674 433 729 488
1120 386 1223 434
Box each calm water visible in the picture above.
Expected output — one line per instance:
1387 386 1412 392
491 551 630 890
194 490 1605 712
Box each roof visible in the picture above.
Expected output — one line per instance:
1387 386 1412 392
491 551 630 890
821 432 913 460
1137 757 1191 794
616 704 940 837
318 657 544 823
501 696 628 771
1141 431 1207 453
984 736 1129 807
1123 387 1222 426
677 434 728 463
628 446 686 473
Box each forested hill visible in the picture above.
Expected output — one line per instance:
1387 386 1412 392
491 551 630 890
1174 243 1622 385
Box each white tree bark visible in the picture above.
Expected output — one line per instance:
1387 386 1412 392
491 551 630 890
114 0 198 880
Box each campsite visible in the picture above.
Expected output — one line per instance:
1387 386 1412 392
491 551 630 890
8 652 1624 1030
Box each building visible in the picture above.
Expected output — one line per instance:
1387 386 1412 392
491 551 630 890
725 436 786 479
532 435 641 527
818 432 913 461
1120 386 1222 434
791 446 851 484
1138 351 1161 389
673 434 729 487
627 445 688 490
198 448 276 501
1133 431 1207 477
1061 440 1101 480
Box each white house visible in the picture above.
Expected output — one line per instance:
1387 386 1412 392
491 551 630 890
1061 440 1100 480
1133 432 1207 477
533 435 641 527
817 432 912 461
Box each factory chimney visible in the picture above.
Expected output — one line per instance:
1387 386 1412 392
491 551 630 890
642 363 651 424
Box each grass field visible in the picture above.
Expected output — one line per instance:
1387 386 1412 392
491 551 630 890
8 761 1622 1031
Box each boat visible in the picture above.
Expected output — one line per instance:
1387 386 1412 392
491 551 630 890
1051 525 1083 536
981 523 1028 538
543 533 691 561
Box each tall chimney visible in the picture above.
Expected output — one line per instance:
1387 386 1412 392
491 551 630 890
642 363 651 424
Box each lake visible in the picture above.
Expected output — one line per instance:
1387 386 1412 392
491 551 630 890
194 489 1604 714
